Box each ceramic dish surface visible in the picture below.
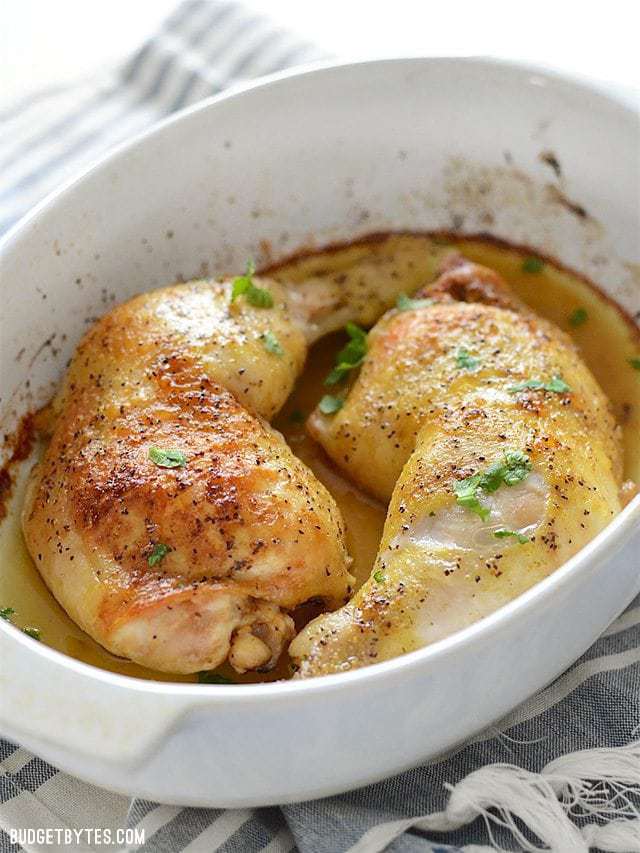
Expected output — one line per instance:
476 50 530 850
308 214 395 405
0 58 639 806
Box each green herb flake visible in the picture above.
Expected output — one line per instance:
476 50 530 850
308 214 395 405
569 307 588 328
230 260 255 301
453 476 491 521
289 409 305 424
324 323 368 386
502 450 533 485
260 330 284 356
230 260 273 308
478 462 507 493
319 395 343 415
509 379 544 393
246 287 274 308
494 529 529 544
396 293 433 312
522 257 545 274
628 357 640 371
0 607 15 621
545 376 571 393
324 365 350 386
148 543 172 567
456 347 480 371
148 447 187 468
508 375 571 395
23 627 41 641
453 451 532 519
198 671 234 684
373 570 385 583
231 278 250 301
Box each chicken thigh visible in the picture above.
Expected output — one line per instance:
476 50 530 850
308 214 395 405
23 261 415 675
290 258 624 677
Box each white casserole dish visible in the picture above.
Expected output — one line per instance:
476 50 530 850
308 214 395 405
0 57 639 807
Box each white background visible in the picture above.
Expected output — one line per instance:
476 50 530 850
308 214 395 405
1 0 639 109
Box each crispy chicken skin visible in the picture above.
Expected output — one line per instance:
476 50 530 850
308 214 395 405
290 258 624 677
23 278 356 674
22 248 426 675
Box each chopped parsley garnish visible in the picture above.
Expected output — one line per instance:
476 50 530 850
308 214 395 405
230 261 273 308
628 358 640 371
508 375 571 394
148 447 187 468
1 607 42 639
324 322 368 386
543 376 571 393
373 570 385 583
260 330 284 356
319 395 343 415
198 671 234 684
501 450 533 485
396 293 433 312
289 409 305 423
521 257 545 274
198 670 235 684
245 286 273 308
23 627 41 641
456 347 480 371
454 478 491 521
231 260 255 300
494 529 529 544
148 543 172 567
569 307 588 327
453 451 533 521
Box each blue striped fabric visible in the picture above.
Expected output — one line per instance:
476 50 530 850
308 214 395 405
0 0 326 236
1 4 639 852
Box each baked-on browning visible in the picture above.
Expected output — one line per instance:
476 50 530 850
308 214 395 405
291 258 624 677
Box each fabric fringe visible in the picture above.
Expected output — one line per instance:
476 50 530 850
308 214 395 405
350 742 640 852
420 741 640 852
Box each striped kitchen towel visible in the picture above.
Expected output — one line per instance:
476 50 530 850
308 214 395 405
0 0 326 236
1 3 640 852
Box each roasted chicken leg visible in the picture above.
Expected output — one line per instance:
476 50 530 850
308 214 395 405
290 258 624 677
22 262 414 675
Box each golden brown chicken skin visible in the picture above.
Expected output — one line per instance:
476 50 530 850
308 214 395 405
23 278 356 674
290 258 624 677
22 246 427 676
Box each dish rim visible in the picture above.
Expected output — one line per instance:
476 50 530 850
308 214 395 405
1 54 639 699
